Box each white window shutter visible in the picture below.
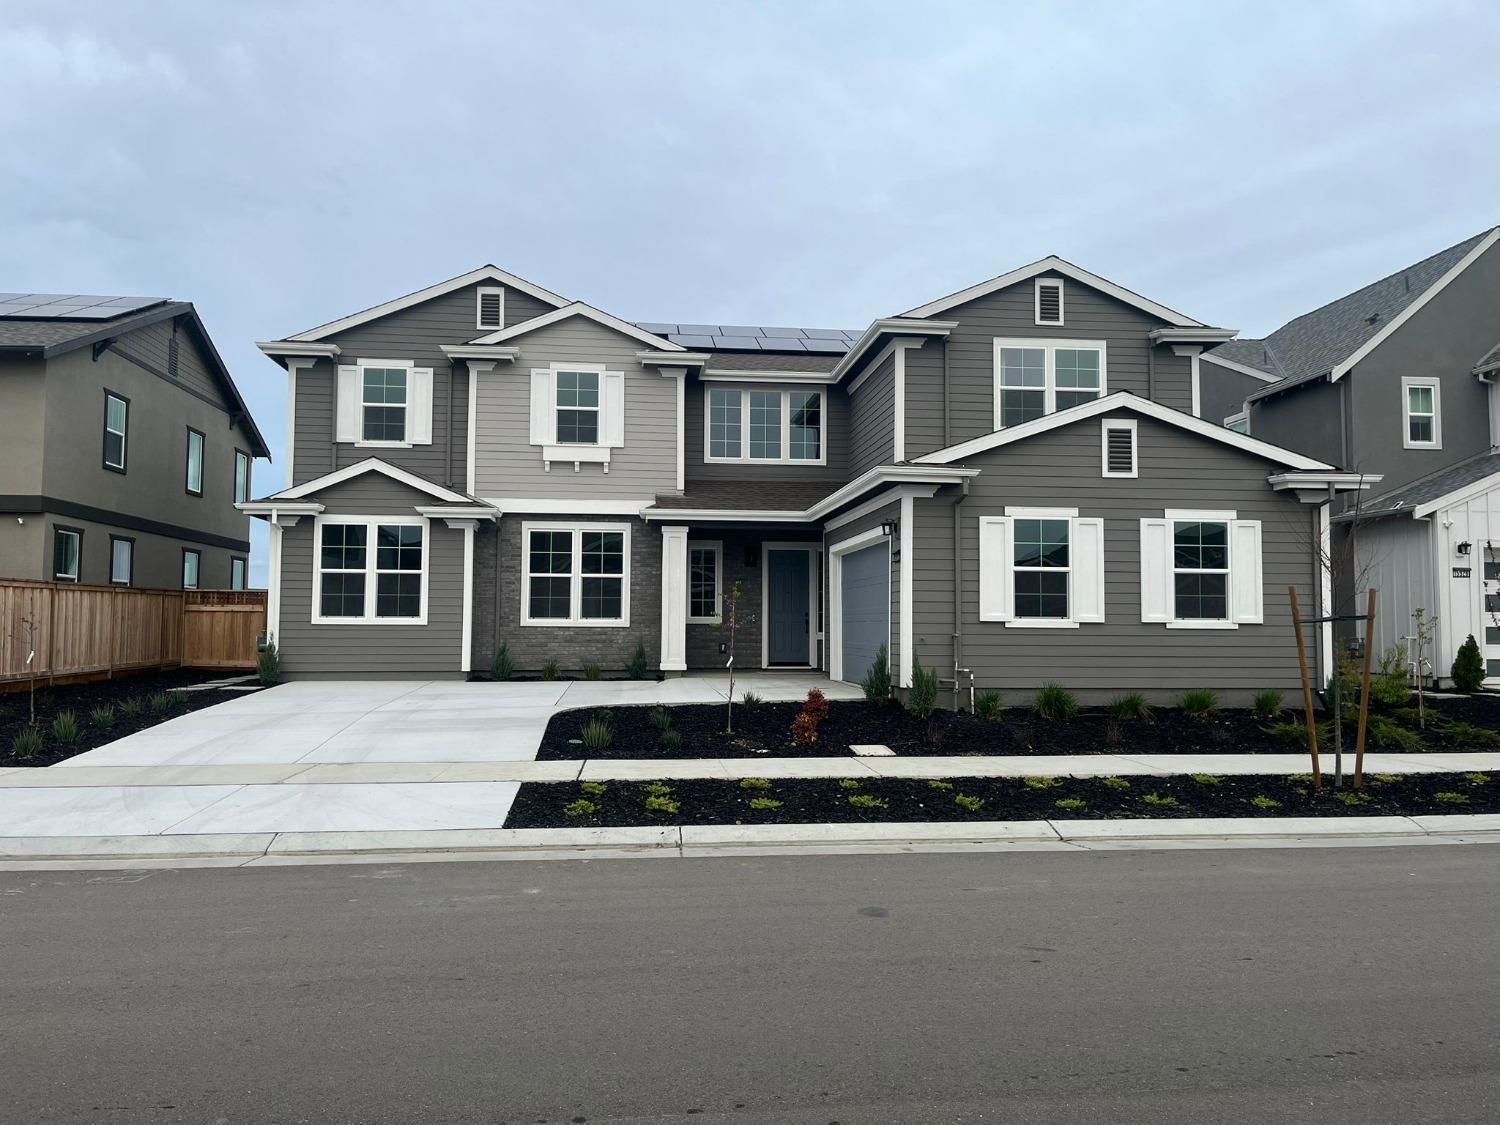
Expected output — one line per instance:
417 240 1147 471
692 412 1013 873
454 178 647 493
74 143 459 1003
408 367 434 444
603 370 625 447
1231 519 1264 624
1139 518 1172 622
1072 517 1106 623
335 365 361 443
978 516 1013 621
529 369 555 445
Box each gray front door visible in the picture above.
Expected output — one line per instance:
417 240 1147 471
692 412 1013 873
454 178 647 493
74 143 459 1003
840 542 889 683
767 549 811 665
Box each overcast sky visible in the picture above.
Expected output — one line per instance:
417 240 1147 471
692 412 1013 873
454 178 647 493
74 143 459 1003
4 1 1498 583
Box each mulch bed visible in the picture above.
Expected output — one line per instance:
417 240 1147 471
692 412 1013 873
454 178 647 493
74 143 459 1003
536 694 1500 760
505 770 1500 829
1 669 262 767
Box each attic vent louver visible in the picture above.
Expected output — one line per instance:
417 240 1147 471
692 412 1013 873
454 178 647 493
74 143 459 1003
476 287 504 330
1035 279 1064 325
1102 419 1137 478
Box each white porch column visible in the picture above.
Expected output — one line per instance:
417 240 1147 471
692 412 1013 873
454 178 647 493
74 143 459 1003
660 524 689 673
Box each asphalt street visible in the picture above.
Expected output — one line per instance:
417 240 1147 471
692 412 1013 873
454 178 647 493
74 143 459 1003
4 845 1499 1123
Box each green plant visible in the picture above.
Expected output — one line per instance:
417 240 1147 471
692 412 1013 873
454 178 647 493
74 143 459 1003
1249 794 1282 810
1371 773 1403 784
928 779 953 790
791 688 830 746
626 639 651 681
1465 772 1490 785
973 690 1002 721
1191 773 1221 785
1334 791 1371 806
659 730 683 752
580 781 608 797
954 793 986 812
644 781 673 797
1101 776 1131 790
119 696 144 718
645 795 680 814
1107 692 1151 722
1268 721 1309 746
1142 793 1179 808
580 717 613 752
1288 773 1316 784
168 689 188 708
50 710 80 745
564 798 598 818
1435 790 1470 805
1054 797 1087 811
541 660 561 682
861 643 891 703
1438 721 1500 749
749 797 782 810
490 642 514 681
648 706 674 732
1179 689 1218 716
906 658 938 719
89 705 115 728
1366 714 1422 751
739 777 772 791
256 641 281 686
12 726 43 759
1252 690 1283 720
1032 682 1078 722
848 794 889 810
582 663 602 681
1023 775 1062 789
838 778 861 790
147 691 171 714
740 691 762 712
1452 634 1486 693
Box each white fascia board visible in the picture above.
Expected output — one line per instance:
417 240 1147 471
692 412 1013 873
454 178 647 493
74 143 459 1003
272 458 473 503
900 255 1205 326
257 340 341 359
829 319 956 382
238 500 324 517
1411 467 1500 519
701 370 839 384
286 265 570 342
638 351 708 368
1330 227 1500 381
414 505 498 521
1202 351 1280 383
914 391 1335 471
470 302 685 351
640 508 811 523
483 497 648 515
440 344 520 362
1149 326 1238 345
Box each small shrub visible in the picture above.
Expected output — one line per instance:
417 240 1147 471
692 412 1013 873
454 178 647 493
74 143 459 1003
749 797 782 811
50 710 80 745
644 781 673 797
648 706 674 732
626 639 651 681
1054 797 1087 811
928 779 953 790
659 729 683 752
1435 790 1470 805
541 660 561 682
167 689 188 709
119 696 145 718
861 643 891 703
740 691 762 712
490 642 514 681
906 658 938 719
1366 714 1421 751
1452 634 1485 693
1288 773 1315 784
1101 776 1131 790
644 795 680 814
848 793 889 810
148 691 171 714
1334 790 1371 806
791 689 830 746
739 777 771 790
973 690 1002 721
1179 689 1218 716
1033 682 1078 722
955 793 986 812
1252 690 1283 720
1465 772 1490 785
1108 692 1151 722
89 705 115 728
1269 721 1309 746
1023 775 1062 789
1142 793 1178 808
838 778 861 790
12 727 43 759
581 663 602 681
1438 721 1500 749
580 781 608 797
564 799 598 818
1191 773 1221 785
256 641 281 686
1249 794 1282 810
580 717 613 752
1371 773 1403 784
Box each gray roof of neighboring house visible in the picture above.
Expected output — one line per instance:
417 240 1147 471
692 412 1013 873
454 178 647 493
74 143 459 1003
635 322 861 355
1204 337 1281 376
650 480 841 512
1353 448 1500 519
1474 339 1500 375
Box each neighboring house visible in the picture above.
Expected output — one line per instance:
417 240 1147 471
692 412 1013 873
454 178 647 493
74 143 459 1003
0 293 269 590
248 259 1366 701
1201 226 1500 683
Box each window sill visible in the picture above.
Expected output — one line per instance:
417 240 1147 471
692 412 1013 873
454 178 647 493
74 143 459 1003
521 618 628 628
311 617 429 626
543 444 612 472
1165 620 1239 630
1004 619 1081 629
688 615 723 626
704 456 827 467
1402 441 1442 451
354 440 413 449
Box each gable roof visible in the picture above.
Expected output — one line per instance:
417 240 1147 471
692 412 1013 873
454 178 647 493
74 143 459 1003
914 391 1334 471
263 458 476 503
470 301 683 351
1245 227 1500 404
1351 448 1500 519
1203 338 1281 381
1474 339 1500 376
632 321 862 355
285 265 570 343
899 255 1207 327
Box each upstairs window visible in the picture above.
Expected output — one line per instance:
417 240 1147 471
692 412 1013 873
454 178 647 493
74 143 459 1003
185 428 204 496
1225 412 1249 434
704 387 825 464
994 339 1105 428
234 449 252 504
336 361 432 447
556 370 600 444
103 392 128 472
362 367 408 443
708 388 742 458
1403 377 1440 449
1035 278 1064 325
476 286 505 330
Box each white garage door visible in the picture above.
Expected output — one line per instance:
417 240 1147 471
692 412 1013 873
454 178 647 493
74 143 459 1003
840 542 890 684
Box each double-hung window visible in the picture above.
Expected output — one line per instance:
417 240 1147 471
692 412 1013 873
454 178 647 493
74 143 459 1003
1402 377 1441 449
523 524 629 626
234 449 251 505
361 367 408 443
314 518 426 623
556 370 600 444
978 509 1105 627
1140 510 1262 628
53 528 81 582
103 392 128 472
185 428 204 496
109 536 133 586
1171 520 1229 621
231 557 247 590
705 387 825 464
182 549 201 590
994 339 1106 428
688 541 722 623
1012 517 1071 621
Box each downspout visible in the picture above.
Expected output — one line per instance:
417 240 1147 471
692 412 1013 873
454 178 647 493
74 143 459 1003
951 476 971 711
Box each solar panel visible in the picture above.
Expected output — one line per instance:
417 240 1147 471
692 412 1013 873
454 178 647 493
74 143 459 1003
802 339 848 354
802 328 848 340
712 335 763 350
716 325 766 337
0 293 166 320
635 322 678 335
668 334 716 348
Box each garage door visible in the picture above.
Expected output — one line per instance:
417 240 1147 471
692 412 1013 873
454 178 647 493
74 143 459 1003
840 542 890 684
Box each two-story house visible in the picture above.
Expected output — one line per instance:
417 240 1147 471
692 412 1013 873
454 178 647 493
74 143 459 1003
0 293 268 590
1202 226 1500 684
248 259 1367 702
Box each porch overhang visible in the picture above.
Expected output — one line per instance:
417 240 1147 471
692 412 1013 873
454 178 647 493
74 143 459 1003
1267 470 1382 505
641 465 979 524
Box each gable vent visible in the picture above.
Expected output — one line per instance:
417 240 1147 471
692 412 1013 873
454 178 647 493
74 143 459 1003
1035 279 1064 325
476 287 504 330
1102 420 1137 477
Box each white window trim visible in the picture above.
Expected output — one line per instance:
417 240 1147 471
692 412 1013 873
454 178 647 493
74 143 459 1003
231 557 247 591
1034 278 1064 326
1402 376 1442 449
182 549 201 590
555 366 602 445
109 537 133 586
1164 508 1236 630
704 387 828 466
476 286 505 331
520 521 631 628
311 514 430 626
687 540 723 624
1224 411 1249 434
356 358 414 449
1003 505 1082 629
992 338 1108 430
185 429 204 495
104 393 128 470
235 450 252 505
1101 418 1137 478
53 529 81 582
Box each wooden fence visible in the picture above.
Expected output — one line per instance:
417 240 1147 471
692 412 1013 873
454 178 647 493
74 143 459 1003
0 580 266 689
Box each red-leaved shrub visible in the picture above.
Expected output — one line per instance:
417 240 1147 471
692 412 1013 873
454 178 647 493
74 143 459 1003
791 688 830 746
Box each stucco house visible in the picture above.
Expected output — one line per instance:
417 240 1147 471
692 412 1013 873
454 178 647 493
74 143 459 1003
247 257 1368 702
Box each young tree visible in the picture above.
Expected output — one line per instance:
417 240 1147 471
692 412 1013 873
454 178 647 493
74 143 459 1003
721 581 745 733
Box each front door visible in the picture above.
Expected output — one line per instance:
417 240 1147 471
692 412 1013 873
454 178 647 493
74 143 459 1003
767 549 811 665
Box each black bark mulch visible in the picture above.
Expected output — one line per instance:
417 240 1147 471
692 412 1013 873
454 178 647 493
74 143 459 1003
536 694 1500 760
505 770 1500 829
1 669 262 767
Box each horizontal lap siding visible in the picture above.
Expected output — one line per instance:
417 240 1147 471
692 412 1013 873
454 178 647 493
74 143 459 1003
825 500 900 679
473 318 676 501
849 355 895 477
115 318 229 409
923 412 1317 704
684 379 850 483
903 339 946 459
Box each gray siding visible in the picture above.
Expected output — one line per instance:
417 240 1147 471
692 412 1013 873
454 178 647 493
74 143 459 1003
825 499 901 680
1200 361 1265 428
918 410 1319 704
848 352 896 477
114 316 229 410
903 338 947 458
683 378 849 485
276 474 464 677
472 317 677 501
